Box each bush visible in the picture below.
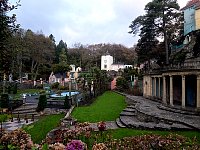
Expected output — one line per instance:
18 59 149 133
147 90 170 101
64 95 71 109
116 77 129 92
7 83 18 94
12 83 18 94
51 82 59 89
36 94 47 112
0 94 9 108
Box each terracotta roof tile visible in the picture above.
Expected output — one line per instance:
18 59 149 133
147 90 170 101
181 0 200 10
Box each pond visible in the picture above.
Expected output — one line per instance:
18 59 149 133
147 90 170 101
50 91 79 98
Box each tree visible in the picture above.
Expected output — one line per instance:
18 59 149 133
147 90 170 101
55 40 68 64
59 48 68 65
24 30 55 80
130 15 159 65
8 28 27 82
129 0 183 64
0 0 20 74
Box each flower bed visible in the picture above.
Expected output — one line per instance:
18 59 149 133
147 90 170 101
0 123 199 150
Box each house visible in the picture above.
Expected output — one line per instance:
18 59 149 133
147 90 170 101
49 65 81 84
49 72 68 84
181 0 200 35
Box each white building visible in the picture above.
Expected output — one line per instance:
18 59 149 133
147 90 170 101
101 54 133 72
101 55 114 71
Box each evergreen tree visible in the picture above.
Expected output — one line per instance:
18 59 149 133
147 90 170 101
0 0 20 74
55 40 68 64
129 0 183 65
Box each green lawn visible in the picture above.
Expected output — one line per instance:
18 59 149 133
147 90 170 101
107 128 200 143
71 91 127 122
23 114 65 143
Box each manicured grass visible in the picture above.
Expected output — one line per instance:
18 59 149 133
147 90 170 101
107 128 200 143
71 91 127 122
23 114 65 143
17 89 41 95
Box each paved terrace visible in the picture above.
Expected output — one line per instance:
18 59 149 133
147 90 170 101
123 94 200 130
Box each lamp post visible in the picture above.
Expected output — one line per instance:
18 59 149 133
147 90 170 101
69 75 72 105
3 73 6 94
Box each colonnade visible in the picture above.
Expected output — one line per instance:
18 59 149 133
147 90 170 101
149 74 200 109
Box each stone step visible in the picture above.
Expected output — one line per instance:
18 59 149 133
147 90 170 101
12 108 36 114
123 108 136 112
126 105 136 109
157 104 200 116
14 104 37 111
119 116 192 130
13 107 37 112
120 111 136 116
116 118 126 128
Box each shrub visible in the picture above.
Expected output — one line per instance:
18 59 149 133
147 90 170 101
12 83 18 94
51 82 60 89
36 94 47 112
66 140 85 150
0 129 36 149
64 95 71 109
8 83 18 94
0 94 9 108
116 77 129 92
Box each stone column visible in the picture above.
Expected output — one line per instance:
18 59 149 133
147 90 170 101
151 77 155 96
150 77 152 97
158 77 161 97
154 77 157 97
170 75 174 106
182 75 186 108
162 76 167 104
197 75 200 109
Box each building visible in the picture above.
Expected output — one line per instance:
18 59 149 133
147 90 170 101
101 54 133 71
181 0 200 35
49 65 81 84
143 1 200 110
101 55 114 71
49 72 67 84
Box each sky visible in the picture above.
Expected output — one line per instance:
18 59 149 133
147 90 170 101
10 0 189 48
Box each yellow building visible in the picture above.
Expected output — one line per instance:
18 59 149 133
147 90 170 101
195 5 200 30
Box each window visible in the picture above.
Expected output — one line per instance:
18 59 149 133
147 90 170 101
104 65 107 69
104 60 107 63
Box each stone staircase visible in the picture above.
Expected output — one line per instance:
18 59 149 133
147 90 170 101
116 95 200 131
12 103 40 119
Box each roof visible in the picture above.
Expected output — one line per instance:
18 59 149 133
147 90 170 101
54 73 67 78
196 2 200 9
181 0 200 10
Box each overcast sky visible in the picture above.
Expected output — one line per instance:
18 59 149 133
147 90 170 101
10 0 188 48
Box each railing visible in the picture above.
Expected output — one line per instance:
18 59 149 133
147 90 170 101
165 59 200 70
142 59 200 74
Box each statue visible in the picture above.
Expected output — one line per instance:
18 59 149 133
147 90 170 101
9 73 13 82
